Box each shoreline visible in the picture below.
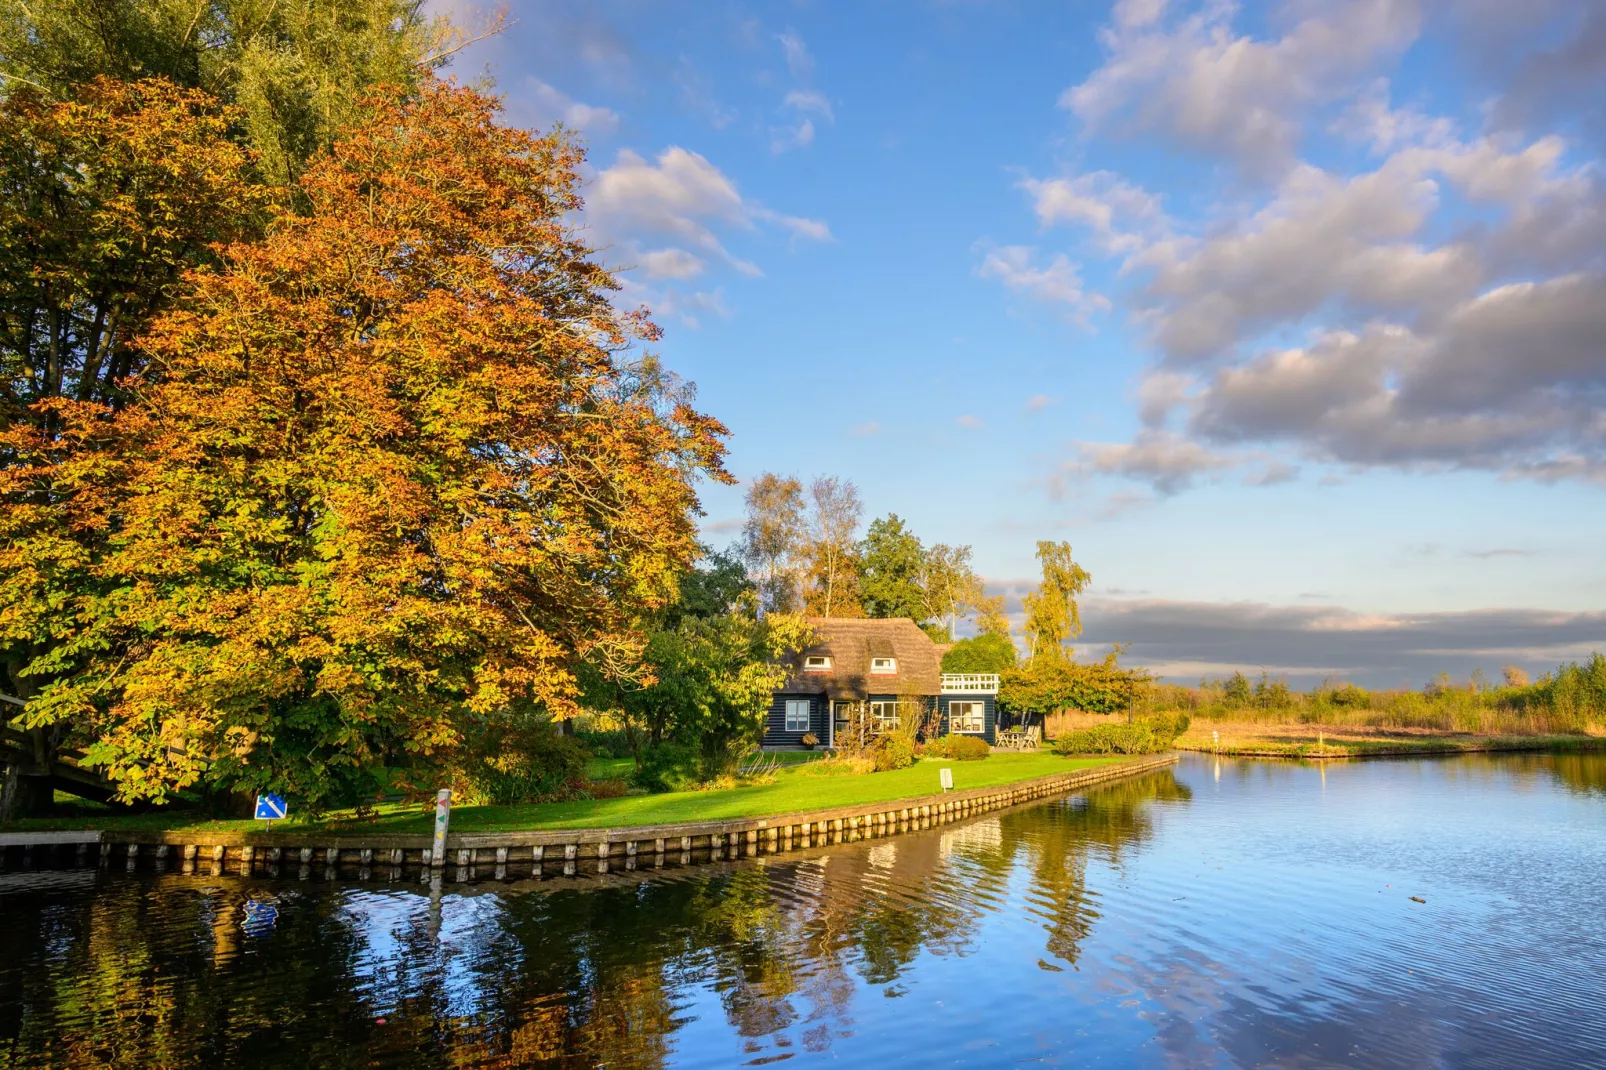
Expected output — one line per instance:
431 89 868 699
1175 733 1606 761
0 755 1179 880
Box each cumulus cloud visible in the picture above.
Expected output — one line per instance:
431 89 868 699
1077 598 1606 688
1015 0 1606 489
1069 430 1238 495
1065 0 1423 177
976 245 1110 320
587 146 830 323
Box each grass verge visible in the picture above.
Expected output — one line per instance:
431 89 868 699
9 753 1115 837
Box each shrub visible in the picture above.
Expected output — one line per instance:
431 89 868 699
924 734 990 761
574 730 634 758
871 733 915 772
584 778 632 799
461 721 590 804
633 742 701 793
801 732 820 749
1051 713 1188 756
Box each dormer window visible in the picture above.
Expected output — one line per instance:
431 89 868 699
870 657 897 674
803 655 832 671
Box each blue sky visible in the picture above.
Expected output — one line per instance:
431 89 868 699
439 0 1606 686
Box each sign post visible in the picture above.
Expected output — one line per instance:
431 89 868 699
431 788 451 867
253 793 288 831
939 767 954 792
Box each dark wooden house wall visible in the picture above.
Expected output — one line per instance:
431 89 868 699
764 693 828 746
936 694 997 744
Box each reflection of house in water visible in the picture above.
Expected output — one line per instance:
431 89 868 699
939 816 1003 859
765 617 1001 747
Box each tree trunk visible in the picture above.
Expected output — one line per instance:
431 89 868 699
0 764 51 823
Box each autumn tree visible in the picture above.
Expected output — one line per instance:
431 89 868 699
741 472 805 615
26 80 729 807
922 543 983 641
859 514 929 623
0 0 469 186
0 3 475 818
800 475 863 618
0 79 262 818
1021 540 1091 662
976 593 1012 638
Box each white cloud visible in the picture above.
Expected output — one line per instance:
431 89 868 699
772 117 816 154
1025 393 1060 411
589 146 830 281
851 421 882 436
956 414 984 429
976 245 1110 321
771 38 833 153
1066 0 1423 177
784 89 834 121
516 78 620 134
636 248 706 280
1069 429 1239 495
777 31 814 80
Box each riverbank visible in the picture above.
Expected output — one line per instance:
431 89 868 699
1175 720 1606 759
0 755 1177 881
4 752 1106 837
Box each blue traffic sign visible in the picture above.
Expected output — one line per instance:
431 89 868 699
254 793 288 821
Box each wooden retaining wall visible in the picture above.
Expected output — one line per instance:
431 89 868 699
0 754 1178 882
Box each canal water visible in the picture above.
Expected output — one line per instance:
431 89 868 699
2 752 1604 1068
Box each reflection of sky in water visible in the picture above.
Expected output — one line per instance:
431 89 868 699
3 753 1605 1067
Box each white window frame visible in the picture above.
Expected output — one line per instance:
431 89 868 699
948 701 985 734
869 700 900 728
803 655 832 671
784 699 811 733
869 657 897 674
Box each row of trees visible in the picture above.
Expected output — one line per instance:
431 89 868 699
0 6 732 816
738 472 1010 639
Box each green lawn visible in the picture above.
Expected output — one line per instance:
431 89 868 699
10 753 1116 836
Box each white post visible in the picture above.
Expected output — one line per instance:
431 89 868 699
431 788 451 868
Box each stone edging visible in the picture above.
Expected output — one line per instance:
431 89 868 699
0 754 1179 880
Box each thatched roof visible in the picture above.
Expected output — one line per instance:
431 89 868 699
781 617 943 700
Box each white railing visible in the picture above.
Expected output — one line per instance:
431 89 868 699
940 673 999 694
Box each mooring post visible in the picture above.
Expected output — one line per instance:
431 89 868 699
431 787 451 868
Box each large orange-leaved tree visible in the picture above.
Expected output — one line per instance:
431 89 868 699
56 78 729 806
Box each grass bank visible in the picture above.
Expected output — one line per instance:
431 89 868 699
1175 720 1606 759
10 753 1113 837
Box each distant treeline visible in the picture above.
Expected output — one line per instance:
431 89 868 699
1142 655 1606 735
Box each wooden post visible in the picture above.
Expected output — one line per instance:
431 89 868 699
431 788 451 869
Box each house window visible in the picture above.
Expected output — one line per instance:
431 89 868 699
803 655 831 671
870 657 897 674
949 701 984 734
869 700 900 728
785 699 811 733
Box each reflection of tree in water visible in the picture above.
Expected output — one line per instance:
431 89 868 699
0 770 1187 1066
1003 769 1192 968
1544 753 1606 797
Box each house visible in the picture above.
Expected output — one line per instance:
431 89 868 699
763 617 1001 747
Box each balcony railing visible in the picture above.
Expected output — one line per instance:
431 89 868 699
940 673 999 694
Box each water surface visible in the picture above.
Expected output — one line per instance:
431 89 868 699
3 753 1604 1068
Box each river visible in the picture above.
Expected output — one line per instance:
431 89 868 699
2 752 1604 1068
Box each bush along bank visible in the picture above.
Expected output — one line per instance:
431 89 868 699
1053 713 1191 756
